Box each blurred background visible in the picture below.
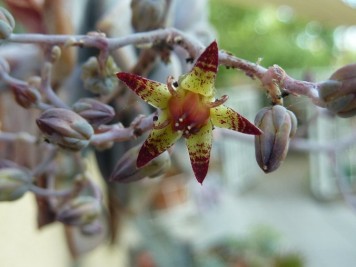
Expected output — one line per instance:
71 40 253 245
1 0 356 266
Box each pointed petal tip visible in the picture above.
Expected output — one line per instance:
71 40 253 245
194 40 219 74
116 72 131 81
249 126 263 135
136 148 152 168
192 162 209 184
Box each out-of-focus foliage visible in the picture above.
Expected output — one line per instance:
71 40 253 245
209 0 335 86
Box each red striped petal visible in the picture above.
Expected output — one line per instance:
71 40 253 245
186 122 213 184
211 105 262 135
179 41 218 97
137 112 181 167
117 72 170 109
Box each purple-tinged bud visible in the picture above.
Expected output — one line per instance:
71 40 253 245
254 105 297 173
72 98 115 128
319 64 356 118
11 84 41 109
0 167 32 201
81 56 119 95
0 7 15 39
36 108 94 151
56 196 101 226
110 144 171 183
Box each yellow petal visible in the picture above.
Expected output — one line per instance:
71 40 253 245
211 105 262 135
185 122 213 184
137 112 181 167
117 72 171 109
179 41 218 97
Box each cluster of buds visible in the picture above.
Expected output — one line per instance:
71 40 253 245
0 160 32 201
254 105 297 173
318 64 356 118
81 56 119 95
110 144 171 183
36 108 94 151
72 98 115 128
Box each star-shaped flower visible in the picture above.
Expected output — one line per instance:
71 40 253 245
116 41 261 184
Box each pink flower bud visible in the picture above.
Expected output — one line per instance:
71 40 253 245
254 105 297 173
110 144 171 183
56 196 101 226
72 98 115 128
319 64 356 118
11 84 41 109
36 108 94 151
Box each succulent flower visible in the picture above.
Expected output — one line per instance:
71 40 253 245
0 167 32 201
254 105 297 173
110 144 171 183
117 41 261 184
319 64 356 118
56 196 101 226
72 98 115 128
0 7 15 39
81 56 119 95
36 108 94 151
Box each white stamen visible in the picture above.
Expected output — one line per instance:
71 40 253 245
187 125 192 130
185 130 190 135
175 122 179 127
179 117 183 122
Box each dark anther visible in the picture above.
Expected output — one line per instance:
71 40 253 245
281 91 290 98
173 81 178 87
186 57 194 64
153 115 158 121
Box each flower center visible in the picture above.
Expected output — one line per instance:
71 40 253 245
168 91 210 138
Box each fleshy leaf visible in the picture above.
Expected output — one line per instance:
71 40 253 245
179 41 218 97
186 122 213 184
117 72 171 109
137 112 181 167
211 105 262 135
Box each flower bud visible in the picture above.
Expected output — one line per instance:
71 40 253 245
0 7 15 39
56 196 101 226
36 108 94 151
80 220 103 236
11 84 41 109
254 105 297 173
0 167 32 201
131 0 167 32
110 144 171 183
72 98 115 128
319 64 356 118
81 56 119 95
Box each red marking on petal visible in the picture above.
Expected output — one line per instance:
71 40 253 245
137 142 160 168
190 155 210 184
194 41 218 74
116 72 170 109
238 115 263 135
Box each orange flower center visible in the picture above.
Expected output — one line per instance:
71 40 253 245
168 91 210 138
